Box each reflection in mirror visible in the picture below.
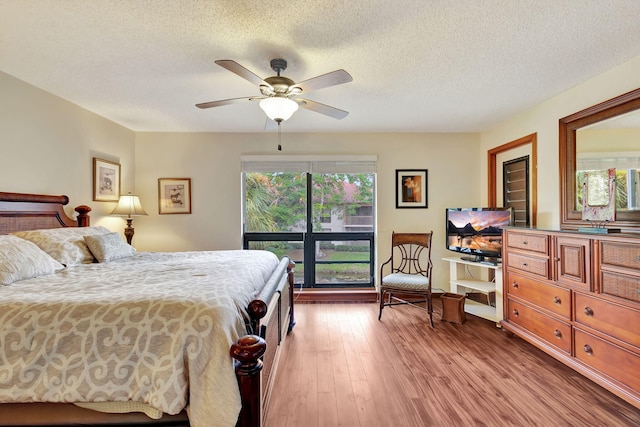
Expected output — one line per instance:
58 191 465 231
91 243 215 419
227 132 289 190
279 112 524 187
576 110 640 211
585 170 612 206
581 169 616 225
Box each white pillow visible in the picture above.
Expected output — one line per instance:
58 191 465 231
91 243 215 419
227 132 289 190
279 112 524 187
0 235 65 285
13 226 111 266
84 232 135 263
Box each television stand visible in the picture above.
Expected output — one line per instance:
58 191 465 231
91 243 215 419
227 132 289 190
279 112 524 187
460 255 499 266
442 257 503 325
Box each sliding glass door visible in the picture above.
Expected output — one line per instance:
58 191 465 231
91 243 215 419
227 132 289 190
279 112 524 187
242 157 376 289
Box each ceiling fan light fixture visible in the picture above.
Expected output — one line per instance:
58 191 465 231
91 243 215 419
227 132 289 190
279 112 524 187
259 97 299 122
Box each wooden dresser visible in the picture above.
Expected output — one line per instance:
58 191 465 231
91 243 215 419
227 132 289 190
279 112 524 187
501 227 640 409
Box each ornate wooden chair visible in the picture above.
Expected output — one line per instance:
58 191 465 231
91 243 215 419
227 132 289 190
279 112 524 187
378 231 434 327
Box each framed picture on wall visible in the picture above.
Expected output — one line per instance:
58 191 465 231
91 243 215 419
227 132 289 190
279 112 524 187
93 158 121 202
158 178 192 214
396 169 428 208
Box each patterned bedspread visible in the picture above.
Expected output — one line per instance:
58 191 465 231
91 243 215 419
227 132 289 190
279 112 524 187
0 250 280 427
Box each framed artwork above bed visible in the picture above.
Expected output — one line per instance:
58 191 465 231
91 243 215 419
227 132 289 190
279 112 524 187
93 158 121 202
158 177 191 214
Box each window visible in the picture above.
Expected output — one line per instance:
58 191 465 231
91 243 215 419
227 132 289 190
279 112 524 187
242 155 376 288
503 156 530 227
320 207 332 224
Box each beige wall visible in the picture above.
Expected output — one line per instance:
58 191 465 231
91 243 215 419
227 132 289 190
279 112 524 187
3 52 640 291
578 128 640 153
480 54 640 229
0 72 136 230
134 132 481 291
0 71 481 291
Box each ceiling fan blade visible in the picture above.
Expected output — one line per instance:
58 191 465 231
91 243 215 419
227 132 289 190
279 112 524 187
195 96 258 109
292 69 353 94
297 98 349 119
215 60 271 89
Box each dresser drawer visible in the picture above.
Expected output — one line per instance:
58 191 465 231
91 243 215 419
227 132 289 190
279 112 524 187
574 328 640 392
574 292 640 347
601 271 640 303
601 241 640 271
507 253 549 278
506 298 571 353
506 272 571 319
506 232 549 254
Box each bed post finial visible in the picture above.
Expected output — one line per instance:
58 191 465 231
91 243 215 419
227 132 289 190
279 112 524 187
231 334 266 427
75 205 92 227
247 299 268 335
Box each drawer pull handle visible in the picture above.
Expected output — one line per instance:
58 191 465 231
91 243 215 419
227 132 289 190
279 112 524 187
553 296 561 305
512 282 519 289
512 309 519 316
583 344 593 355
553 329 562 338
584 307 594 316
522 241 528 245
522 262 528 267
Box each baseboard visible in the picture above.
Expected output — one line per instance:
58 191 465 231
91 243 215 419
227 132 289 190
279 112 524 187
293 289 446 304
294 289 377 303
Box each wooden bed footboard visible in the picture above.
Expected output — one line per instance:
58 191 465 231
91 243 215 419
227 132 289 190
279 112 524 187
236 258 295 427
0 192 296 427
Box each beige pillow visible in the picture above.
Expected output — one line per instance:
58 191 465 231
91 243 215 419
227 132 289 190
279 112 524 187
84 232 135 262
0 235 65 285
13 226 111 266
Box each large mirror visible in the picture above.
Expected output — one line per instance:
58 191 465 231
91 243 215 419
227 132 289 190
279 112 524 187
560 87 640 232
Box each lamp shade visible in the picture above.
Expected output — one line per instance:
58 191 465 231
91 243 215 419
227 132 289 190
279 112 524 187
259 97 299 122
110 193 147 218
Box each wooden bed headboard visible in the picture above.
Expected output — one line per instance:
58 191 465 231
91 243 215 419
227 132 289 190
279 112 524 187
0 192 91 234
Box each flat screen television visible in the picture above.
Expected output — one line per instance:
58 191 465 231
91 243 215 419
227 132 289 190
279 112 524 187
445 207 513 265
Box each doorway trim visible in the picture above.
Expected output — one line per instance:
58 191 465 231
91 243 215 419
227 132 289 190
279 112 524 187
488 133 537 227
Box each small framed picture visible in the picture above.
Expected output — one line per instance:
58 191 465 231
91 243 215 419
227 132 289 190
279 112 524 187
93 158 121 202
158 178 192 214
396 169 428 208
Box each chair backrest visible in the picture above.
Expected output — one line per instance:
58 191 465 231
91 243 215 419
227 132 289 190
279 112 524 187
389 232 433 278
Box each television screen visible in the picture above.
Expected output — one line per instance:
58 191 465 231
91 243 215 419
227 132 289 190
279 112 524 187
446 207 513 264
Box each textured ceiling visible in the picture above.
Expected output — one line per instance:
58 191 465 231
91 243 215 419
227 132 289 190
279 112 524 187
2 0 640 133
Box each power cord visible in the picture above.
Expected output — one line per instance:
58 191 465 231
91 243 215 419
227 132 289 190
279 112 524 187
465 264 475 279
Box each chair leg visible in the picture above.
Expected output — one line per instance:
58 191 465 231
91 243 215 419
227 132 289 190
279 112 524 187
427 294 434 327
378 289 385 320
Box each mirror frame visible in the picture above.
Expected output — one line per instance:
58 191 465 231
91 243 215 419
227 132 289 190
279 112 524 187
560 87 640 231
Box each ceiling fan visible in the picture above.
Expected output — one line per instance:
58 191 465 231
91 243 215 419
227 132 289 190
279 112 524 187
196 59 353 124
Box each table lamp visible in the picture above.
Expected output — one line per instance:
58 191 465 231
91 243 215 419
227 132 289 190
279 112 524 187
110 192 147 244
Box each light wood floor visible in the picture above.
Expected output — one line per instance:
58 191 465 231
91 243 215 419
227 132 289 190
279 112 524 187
265 302 640 427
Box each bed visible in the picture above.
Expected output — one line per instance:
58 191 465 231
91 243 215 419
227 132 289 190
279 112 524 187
0 192 295 427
